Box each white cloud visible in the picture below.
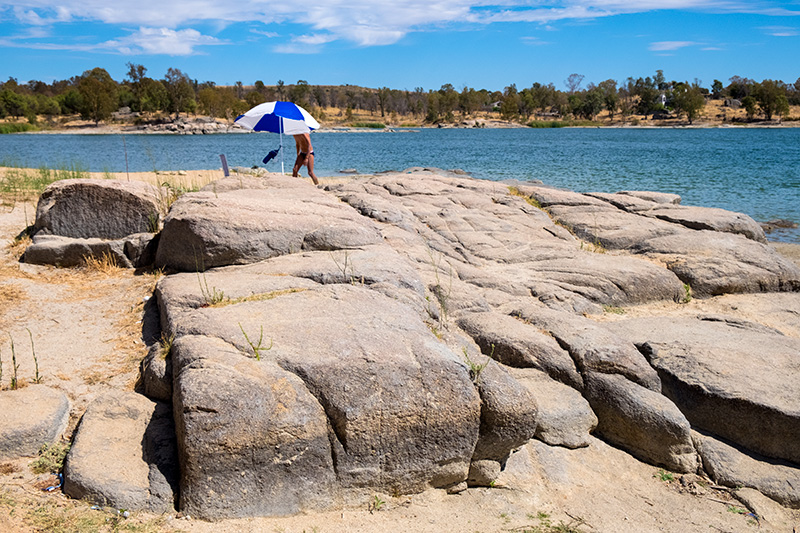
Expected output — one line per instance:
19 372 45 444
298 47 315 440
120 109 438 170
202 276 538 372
649 40 697 51
103 27 224 55
521 36 550 45
759 25 798 36
1 0 798 53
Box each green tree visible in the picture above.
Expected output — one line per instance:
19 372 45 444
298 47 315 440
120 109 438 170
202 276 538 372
289 80 309 106
742 95 757 120
753 79 790 121
77 67 118 124
0 89 33 118
377 87 390 117
711 79 724 99
579 87 604 120
672 81 706 124
138 78 168 113
56 89 83 115
500 84 520 120
598 79 619 119
163 68 196 119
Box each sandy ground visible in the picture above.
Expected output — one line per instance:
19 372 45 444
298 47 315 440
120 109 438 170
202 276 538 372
1 170 799 532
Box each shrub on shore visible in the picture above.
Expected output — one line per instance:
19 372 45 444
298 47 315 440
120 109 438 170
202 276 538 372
349 122 386 129
0 123 38 134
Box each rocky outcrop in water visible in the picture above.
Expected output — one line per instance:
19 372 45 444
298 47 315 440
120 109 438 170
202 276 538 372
19 170 800 518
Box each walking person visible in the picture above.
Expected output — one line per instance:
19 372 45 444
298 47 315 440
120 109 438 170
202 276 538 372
292 132 319 185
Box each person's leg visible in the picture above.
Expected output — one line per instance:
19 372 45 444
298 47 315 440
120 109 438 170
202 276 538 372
306 153 319 185
292 153 305 177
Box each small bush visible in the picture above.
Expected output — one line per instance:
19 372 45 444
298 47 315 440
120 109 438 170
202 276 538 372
349 122 385 129
30 442 70 474
0 123 38 134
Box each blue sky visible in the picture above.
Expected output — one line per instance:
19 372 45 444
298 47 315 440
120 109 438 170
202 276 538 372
1 1 798 92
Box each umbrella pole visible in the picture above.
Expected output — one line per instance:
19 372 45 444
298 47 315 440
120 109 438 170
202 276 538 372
280 118 285 175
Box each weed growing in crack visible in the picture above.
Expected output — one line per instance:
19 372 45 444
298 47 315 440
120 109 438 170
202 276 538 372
159 332 175 360
368 495 385 514
9 335 20 390
239 323 273 361
462 345 492 383
331 250 362 284
26 328 41 384
426 247 453 330
654 469 674 482
681 283 692 304
194 253 227 306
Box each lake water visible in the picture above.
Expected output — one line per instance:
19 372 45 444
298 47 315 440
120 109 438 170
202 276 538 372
2 127 799 242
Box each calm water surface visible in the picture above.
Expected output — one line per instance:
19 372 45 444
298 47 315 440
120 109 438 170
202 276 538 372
2 128 798 241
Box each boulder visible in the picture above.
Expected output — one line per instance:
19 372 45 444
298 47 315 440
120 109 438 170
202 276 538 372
0 385 69 459
457 311 583 390
509 304 661 391
693 431 800 508
605 315 800 464
161 280 482 506
63 390 177 513
34 179 161 239
584 372 697 473
509 368 597 449
468 361 538 486
171 335 337 519
616 190 682 204
588 192 766 243
23 233 158 268
632 231 800 297
140 343 172 402
155 178 382 271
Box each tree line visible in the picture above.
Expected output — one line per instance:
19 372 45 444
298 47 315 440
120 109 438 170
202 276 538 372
1 64 798 126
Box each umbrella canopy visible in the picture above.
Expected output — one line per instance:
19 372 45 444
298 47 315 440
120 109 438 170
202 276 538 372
234 101 320 135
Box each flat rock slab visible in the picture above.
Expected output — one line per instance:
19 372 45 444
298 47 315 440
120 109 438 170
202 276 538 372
34 179 162 239
333 173 687 313
605 315 800 465
693 431 800 508
518 184 800 298
155 176 382 271
0 385 69 459
63 390 177 513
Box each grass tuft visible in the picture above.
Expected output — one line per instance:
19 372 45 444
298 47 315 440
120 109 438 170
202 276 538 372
82 251 123 275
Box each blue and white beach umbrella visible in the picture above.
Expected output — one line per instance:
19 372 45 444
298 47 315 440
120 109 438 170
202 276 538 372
235 101 320 174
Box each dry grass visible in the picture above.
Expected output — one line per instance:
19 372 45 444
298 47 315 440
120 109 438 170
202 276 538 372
0 282 26 307
81 252 124 276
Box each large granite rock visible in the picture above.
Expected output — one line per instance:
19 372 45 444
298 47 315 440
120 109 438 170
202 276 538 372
516 184 800 298
0 386 69 459
468 361 538 486
172 335 337 519
34 179 161 239
63 390 177 513
585 372 697 473
457 311 583 390
509 368 597 449
23 233 158 268
693 431 800 508
606 315 800 465
155 175 382 271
